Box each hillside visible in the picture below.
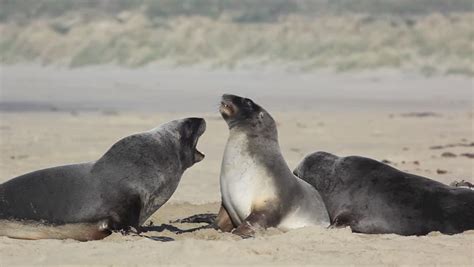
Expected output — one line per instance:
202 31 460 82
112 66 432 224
1 0 473 75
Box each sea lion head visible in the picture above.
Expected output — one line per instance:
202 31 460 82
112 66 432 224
293 152 339 194
159 117 206 168
219 94 276 138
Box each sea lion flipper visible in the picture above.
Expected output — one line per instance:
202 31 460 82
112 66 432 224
215 204 235 232
232 221 257 238
329 211 354 229
0 219 111 241
232 209 277 238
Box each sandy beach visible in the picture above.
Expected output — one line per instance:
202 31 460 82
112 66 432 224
0 65 473 265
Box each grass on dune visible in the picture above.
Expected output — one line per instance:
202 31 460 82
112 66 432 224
0 12 473 75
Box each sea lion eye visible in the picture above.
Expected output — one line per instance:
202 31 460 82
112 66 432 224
244 99 253 107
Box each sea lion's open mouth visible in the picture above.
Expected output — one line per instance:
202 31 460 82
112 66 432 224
219 101 235 118
193 120 206 163
194 149 205 162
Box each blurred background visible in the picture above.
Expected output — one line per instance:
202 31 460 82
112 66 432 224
0 0 474 71
0 0 472 188
0 0 472 112
1 0 473 72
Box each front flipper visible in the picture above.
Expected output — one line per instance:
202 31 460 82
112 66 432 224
329 210 355 229
232 221 258 238
215 204 235 232
232 209 279 238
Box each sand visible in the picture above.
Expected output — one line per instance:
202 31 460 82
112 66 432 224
0 65 473 265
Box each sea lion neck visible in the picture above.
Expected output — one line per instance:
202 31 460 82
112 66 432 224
228 120 279 144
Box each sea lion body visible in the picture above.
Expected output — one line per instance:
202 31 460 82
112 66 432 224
294 151 474 235
217 94 329 237
0 118 206 240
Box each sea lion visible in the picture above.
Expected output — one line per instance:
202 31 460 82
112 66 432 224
293 151 474 235
215 94 330 237
0 118 206 241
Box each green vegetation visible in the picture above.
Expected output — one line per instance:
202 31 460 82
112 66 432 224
0 0 473 75
1 0 473 22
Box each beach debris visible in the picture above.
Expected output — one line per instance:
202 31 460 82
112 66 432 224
430 142 474 150
147 236 174 242
449 180 474 189
460 153 474 159
101 110 119 116
436 169 448 174
441 152 457 158
400 112 441 118
10 155 29 160
296 122 307 128
171 213 217 224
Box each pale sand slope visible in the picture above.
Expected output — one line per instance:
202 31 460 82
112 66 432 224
0 111 472 265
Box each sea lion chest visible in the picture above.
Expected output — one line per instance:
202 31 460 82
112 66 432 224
220 133 277 224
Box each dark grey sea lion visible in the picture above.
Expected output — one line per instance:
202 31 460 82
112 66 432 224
215 94 329 238
0 118 206 241
293 151 474 235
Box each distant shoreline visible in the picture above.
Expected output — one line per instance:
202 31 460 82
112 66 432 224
1 64 472 113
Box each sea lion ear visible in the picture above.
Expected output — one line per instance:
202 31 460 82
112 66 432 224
259 112 265 119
